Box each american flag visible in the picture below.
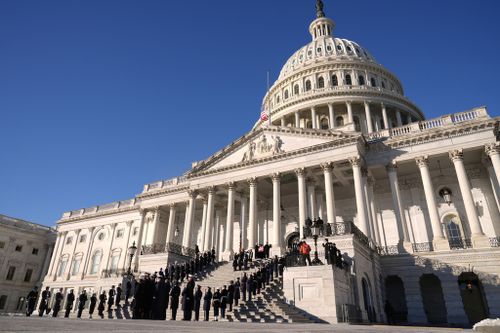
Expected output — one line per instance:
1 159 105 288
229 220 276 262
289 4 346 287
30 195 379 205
260 108 269 122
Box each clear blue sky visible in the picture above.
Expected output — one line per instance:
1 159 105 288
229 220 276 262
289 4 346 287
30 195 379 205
1 0 499 227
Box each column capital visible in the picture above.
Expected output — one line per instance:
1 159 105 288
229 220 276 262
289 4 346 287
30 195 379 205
381 102 386 108
247 177 257 186
348 156 363 168
320 162 334 172
311 106 316 111
415 155 429 168
126 220 134 226
187 189 198 198
485 142 500 157
294 167 306 177
385 161 398 173
168 202 177 209
449 149 464 162
271 172 281 182
227 182 236 190
206 185 216 194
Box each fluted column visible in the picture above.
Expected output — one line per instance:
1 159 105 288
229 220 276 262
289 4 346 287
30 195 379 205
47 233 62 277
386 162 411 249
328 103 335 129
486 143 500 184
203 187 216 251
182 191 197 249
367 178 381 244
295 112 300 128
80 227 96 279
147 208 161 245
272 173 282 255
415 156 447 250
381 103 390 129
449 150 483 237
224 183 235 256
240 195 247 250
307 182 317 219
349 157 369 236
296 168 307 239
364 101 373 133
165 203 177 244
321 163 336 224
248 178 258 249
346 101 353 123
311 107 317 129
199 198 208 251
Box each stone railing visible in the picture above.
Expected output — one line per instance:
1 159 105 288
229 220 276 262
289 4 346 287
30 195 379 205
365 106 488 142
412 242 433 253
143 176 188 193
101 268 127 278
141 242 196 258
490 237 500 247
63 198 138 219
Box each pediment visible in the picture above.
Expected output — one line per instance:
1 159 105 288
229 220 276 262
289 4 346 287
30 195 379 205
189 127 359 175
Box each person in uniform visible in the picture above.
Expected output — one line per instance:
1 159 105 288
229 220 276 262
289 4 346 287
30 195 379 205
169 281 181 320
38 286 51 317
52 288 64 317
220 285 228 319
227 281 234 312
203 287 212 321
125 279 133 305
193 285 202 321
64 289 75 318
233 278 240 307
77 290 87 318
241 273 247 301
107 285 115 312
88 293 97 319
115 283 122 308
25 286 38 317
212 288 221 321
97 290 106 318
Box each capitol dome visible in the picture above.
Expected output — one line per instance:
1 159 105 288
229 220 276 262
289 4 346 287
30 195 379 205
254 1 423 134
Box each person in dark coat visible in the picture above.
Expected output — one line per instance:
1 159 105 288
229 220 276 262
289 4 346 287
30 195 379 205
164 278 171 311
132 275 146 319
212 288 221 321
203 287 212 321
170 281 181 320
241 273 248 301
52 288 63 317
227 281 234 312
115 283 122 307
125 279 132 305
233 278 241 306
64 289 75 318
152 276 165 320
97 291 106 318
232 254 238 271
193 285 202 321
220 285 228 319
26 287 38 317
38 287 51 317
89 293 97 318
77 290 88 318
181 284 192 321
246 275 253 301
107 285 115 311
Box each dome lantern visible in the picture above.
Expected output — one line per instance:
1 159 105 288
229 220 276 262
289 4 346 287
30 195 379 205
309 0 335 41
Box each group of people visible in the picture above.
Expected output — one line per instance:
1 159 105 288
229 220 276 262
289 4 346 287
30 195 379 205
322 239 347 269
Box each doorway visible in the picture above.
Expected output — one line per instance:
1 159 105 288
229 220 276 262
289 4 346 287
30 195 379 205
458 272 488 325
420 274 447 324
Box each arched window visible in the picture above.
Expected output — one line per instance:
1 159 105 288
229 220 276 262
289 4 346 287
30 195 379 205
332 75 338 86
90 250 102 275
335 116 344 127
370 78 376 87
358 75 365 85
284 90 289 100
320 118 329 130
318 77 325 89
305 120 313 129
345 74 352 85
354 116 361 131
305 80 312 91
276 95 280 103
294 84 300 95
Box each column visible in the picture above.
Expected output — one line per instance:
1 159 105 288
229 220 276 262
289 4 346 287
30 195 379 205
240 195 247 250
381 103 390 129
213 209 221 255
38 243 53 282
485 143 500 184
182 190 197 249
224 182 235 257
321 163 336 224
134 210 148 270
362 169 373 239
367 178 381 245
307 182 316 219
295 112 300 128
248 178 258 249
317 193 324 220
295 168 307 239
199 198 208 251
53 232 68 279
47 233 62 277
328 103 335 129
80 227 96 279
346 101 353 123
120 221 134 271
386 162 411 249
65 229 81 280
483 157 500 211
104 223 118 271
165 203 177 244
147 208 161 245
311 107 317 129
449 150 484 238
272 173 282 255
203 187 216 251
396 111 403 127
407 114 412 124
415 156 447 250
364 101 373 133
280 118 285 127
349 157 369 236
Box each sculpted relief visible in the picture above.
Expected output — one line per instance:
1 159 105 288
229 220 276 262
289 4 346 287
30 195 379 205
242 134 284 162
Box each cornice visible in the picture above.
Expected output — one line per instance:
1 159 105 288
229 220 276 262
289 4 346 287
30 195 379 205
136 185 190 200
58 205 140 224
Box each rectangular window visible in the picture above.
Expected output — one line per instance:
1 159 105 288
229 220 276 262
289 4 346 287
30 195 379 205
90 254 101 275
71 259 81 276
116 229 124 239
6 266 16 280
132 227 139 236
24 269 33 282
110 255 119 273
0 295 7 310
57 260 67 277
79 235 86 243
0 241 5 249
66 237 73 245
32 248 39 255
15 245 22 252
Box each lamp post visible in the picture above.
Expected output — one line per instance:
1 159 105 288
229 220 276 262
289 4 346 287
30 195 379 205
127 241 137 276
311 221 323 265
174 227 179 238
439 187 452 205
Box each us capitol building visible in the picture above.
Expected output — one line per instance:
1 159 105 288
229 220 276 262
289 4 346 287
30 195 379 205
41 1 500 326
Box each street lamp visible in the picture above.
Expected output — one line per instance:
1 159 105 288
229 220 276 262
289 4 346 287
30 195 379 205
127 241 137 276
439 187 453 205
311 221 323 265
174 227 179 238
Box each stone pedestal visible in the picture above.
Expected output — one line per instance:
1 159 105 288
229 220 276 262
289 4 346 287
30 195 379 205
433 238 451 251
471 235 491 249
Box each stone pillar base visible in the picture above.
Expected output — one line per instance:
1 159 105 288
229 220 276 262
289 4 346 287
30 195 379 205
471 234 490 249
400 241 413 253
221 250 233 262
433 238 450 251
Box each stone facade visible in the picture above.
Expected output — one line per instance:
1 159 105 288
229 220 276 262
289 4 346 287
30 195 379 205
39 1 500 326
0 214 56 313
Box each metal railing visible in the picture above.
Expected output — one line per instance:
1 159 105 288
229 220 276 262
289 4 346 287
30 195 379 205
448 238 472 250
412 242 433 253
101 268 126 278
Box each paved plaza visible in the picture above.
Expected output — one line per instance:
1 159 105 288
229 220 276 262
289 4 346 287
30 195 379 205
0 316 473 333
